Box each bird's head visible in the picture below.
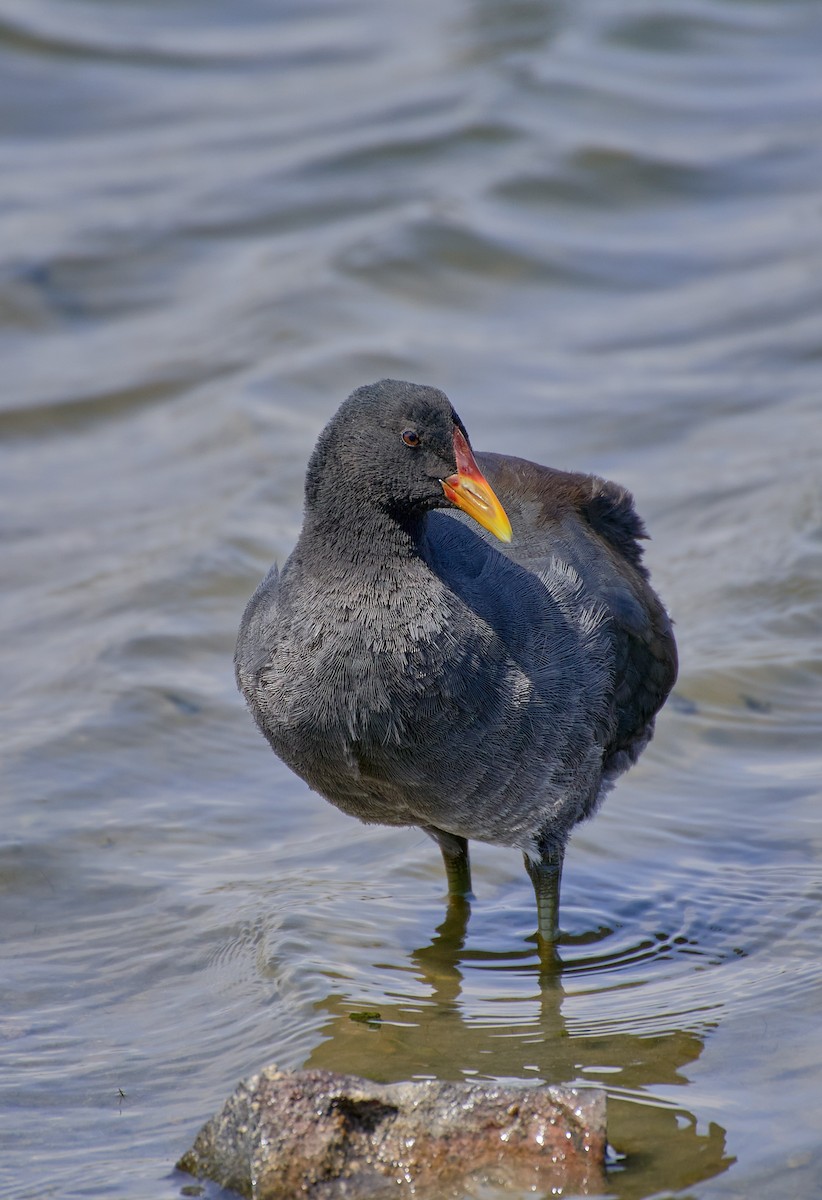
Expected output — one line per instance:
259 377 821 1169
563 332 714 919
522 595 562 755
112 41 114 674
306 379 512 542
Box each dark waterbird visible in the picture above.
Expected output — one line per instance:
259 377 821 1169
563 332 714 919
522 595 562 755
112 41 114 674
236 380 677 943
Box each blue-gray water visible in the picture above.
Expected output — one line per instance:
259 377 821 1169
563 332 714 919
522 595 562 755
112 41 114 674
2 2 821 1197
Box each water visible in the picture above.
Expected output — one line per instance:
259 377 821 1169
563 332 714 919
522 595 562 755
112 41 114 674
2 1 822 1196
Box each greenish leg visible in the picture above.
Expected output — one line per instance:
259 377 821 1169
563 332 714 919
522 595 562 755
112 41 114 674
424 826 473 897
523 848 564 944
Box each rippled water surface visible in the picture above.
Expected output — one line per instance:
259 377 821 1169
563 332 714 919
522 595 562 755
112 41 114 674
3 1 822 1197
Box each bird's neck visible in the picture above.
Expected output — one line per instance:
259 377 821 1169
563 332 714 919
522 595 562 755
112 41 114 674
298 499 429 584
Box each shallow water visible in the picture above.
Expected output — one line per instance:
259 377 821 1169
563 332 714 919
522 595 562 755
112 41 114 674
2 1 822 1197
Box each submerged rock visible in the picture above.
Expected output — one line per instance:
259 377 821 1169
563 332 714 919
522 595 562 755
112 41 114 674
177 1065 606 1198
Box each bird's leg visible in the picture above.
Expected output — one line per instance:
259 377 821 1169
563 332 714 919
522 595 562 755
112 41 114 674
524 847 564 944
423 826 473 897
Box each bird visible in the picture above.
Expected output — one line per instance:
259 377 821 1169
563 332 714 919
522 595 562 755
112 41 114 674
235 379 677 943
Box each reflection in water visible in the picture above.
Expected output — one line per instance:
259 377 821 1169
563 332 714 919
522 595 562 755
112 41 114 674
307 899 734 1196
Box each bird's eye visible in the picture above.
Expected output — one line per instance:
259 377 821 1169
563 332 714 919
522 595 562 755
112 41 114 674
402 429 420 447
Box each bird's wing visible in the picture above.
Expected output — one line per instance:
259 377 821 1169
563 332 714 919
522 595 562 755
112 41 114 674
475 452 678 759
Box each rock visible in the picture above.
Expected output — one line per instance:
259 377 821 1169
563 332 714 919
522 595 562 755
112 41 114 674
177 1066 606 1198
